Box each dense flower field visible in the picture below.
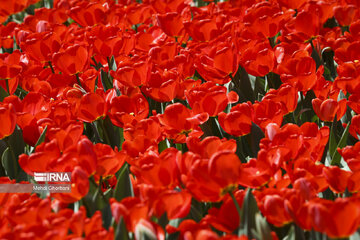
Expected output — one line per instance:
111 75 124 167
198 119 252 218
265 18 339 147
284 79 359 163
1 0 360 239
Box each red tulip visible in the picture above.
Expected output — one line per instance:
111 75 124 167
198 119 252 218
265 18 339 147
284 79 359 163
243 2 293 38
77 92 105 123
338 141 360 171
254 189 293 227
184 15 223 42
0 22 16 49
335 41 360 64
348 94 360 114
19 140 61 174
152 190 192 220
52 44 89 75
47 122 83 152
277 50 317 91
253 99 284 131
111 56 151 88
335 61 360 94
293 10 323 39
334 5 358 26
111 197 149 232
20 32 61 62
323 166 352 193
107 93 149 128
158 103 208 143
68 2 108 27
0 103 16 140
350 114 360 140
156 12 185 37
309 197 360 238
312 98 347 122
89 25 135 61
263 84 298 114
52 166 90 203
0 0 39 23
0 50 23 80
218 101 254 137
204 190 245 233
130 148 180 188
195 41 238 84
186 82 238 117
185 136 237 160
277 0 307 9
239 40 275 77
142 69 179 102
124 116 163 144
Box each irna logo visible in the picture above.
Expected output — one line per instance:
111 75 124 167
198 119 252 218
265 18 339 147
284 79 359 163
34 172 71 182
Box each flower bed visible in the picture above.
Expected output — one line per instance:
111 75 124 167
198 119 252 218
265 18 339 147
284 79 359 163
0 0 360 239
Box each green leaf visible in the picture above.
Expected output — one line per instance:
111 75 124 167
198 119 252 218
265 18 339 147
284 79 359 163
118 127 124 150
102 117 121 149
294 224 306 240
235 137 247 163
101 199 113 229
90 177 113 214
331 123 350 166
114 164 133 201
100 69 113 91
35 126 48 147
328 117 337 158
5 127 27 181
254 77 266 101
108 56 117 71
266 72 282 89
321 48 337 80
158 212 169 229
168 218 182 229
350 230 360 240
254 213 272 240
92 185 107 210
249 123 264 158
44 0 53 9
7 127 25 158
175 143 183 152
0 141 7 177
199 117 223 138
239 189 259 238
230 66 255 103
0 86 9 101
114 217 129 240
1 127 27 180
189 198 205 222
1 147 18 179
167 232 180 240
283 225 295 240
310 40 322 69
309 230 325 240
82 177 101 216
158 139 169 153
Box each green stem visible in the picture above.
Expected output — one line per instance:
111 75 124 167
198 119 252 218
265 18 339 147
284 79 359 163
190 204 203 221
98 175 105 199
48 61 55 74
268 37 275 48
75 73 82 87
5 79 10 94
100 119 111 145
4 137 18 179
229 191 242 236
236 137 247 163
118 127 124 150
90 122 102 143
